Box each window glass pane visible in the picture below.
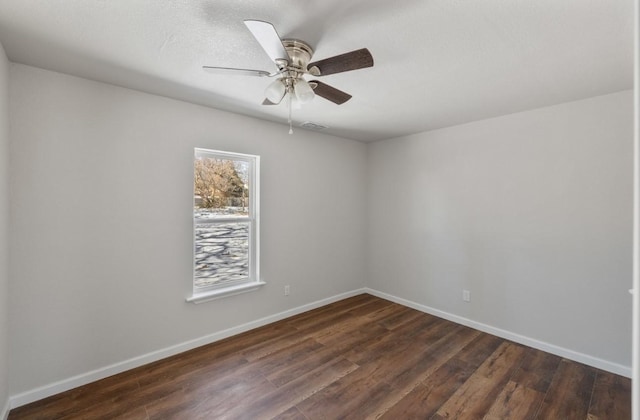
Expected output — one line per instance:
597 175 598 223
194 156 250 219
194 221 249 288
192 148 259 297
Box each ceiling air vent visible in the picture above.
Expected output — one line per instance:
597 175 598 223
300 121 328 131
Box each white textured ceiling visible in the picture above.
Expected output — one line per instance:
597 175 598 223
0 0 633 142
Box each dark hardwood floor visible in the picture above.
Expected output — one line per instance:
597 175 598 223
9 294 631 419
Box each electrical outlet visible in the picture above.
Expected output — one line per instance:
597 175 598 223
284 285 290 296
462 290 470 302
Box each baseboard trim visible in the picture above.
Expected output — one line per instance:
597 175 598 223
365 288 632 378
8 288 366 410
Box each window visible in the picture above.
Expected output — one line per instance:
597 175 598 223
188 148 262 303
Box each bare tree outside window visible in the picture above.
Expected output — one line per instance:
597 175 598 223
194 157 248 216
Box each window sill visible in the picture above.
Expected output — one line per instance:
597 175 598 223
186 281 266 304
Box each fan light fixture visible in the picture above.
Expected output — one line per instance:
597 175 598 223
265 76 316 134
203 20 374 134
265 79 286 104
265 77 315 105
294 79 315 103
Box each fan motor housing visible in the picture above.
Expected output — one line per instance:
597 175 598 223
282 39 313 73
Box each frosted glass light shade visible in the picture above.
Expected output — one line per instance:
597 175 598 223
265 79 286 103
294 79 315 104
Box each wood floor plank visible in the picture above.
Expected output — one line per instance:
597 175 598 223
239 328 312 362
509 347 562 393
299 323 479 419
144 368 274 419
284 294 378 330
377 306 426 330
58 399 151 420
125 356 268 417
484 380 545 420
309 309 384 345
454 333 505 367
8 294 631 420
379 359 474 420
342 315 445 365
199 321 294 359
206 357 359 419
380 333 505 419
346 296 395 315
370 325 481 418
312 319 389 350
295 362 394 419
251 337 325 378
587 370 632 419
294 300 391 336
134 352 247 389
536 359 597 419
364 301 412 323
295 323 469 420
111 407 149 420
432 342 527 419
271 406 308 420
265 324 389 387
8 370 142 419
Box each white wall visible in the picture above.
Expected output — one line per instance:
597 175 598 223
0 42 10 417
8 64 367 395
367 91 633 370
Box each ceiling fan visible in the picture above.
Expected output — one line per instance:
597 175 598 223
203 20 374 110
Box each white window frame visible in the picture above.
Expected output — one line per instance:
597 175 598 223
187 148 263 304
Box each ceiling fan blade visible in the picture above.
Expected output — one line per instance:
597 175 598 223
308 48 373 76
244 20 290 65
262 98 278 105
202 66 272 77
309 81 352 105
